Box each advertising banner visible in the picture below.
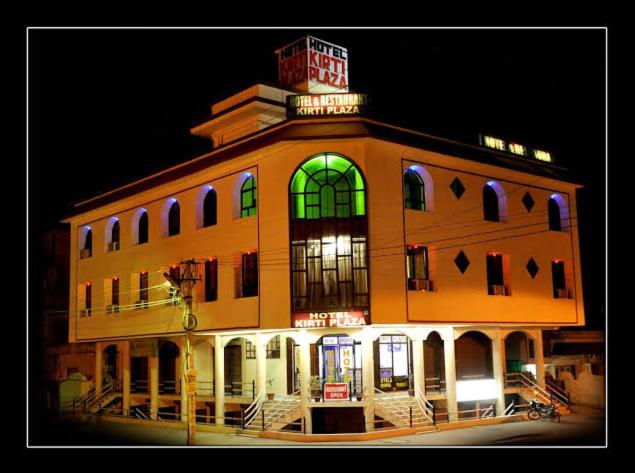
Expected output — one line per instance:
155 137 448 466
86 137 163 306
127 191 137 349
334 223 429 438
324 382 350 401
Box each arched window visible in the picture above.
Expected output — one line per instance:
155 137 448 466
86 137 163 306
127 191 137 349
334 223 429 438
241 175 257 218
289 153 368 311
548 194 569 231
168 201 180 236
404 169 425 211
80 227 93 258
483 181 506 222
109 220 120 251
290 153 366 219
483 185 499 222
203 188 217 227
138 211 148 244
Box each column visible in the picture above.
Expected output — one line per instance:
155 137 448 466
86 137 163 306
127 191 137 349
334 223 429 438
298 334 312 434
214 335 225 426
149 352 159 420
491 331 507 417
443 330 458 422
534 330 545 387
94 342 103 397
255 334 267 396
122 341 131 416
361 335 375 432
412 338 425 397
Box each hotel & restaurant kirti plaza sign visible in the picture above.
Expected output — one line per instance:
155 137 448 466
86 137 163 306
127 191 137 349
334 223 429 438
286 93 369 118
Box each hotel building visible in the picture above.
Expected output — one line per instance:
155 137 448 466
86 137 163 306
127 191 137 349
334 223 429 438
61 36 583 435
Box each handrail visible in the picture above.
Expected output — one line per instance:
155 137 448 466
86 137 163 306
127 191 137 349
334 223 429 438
517 372 569 408
415 386 434 422
503 401 515 416
480 405 495 418
545 377 570 404
243 391 265 428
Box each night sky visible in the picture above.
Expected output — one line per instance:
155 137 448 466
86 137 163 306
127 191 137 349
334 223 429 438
28 28 606 328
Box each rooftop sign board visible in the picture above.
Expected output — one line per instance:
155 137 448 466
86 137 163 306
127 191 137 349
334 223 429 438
286 93 370 118
479 134 553 163
276 36 349 93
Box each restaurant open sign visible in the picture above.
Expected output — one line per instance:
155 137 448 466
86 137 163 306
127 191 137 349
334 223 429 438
292 310 370 328
324 383 350 401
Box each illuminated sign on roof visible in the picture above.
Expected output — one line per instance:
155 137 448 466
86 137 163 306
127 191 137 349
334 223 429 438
286 93 369 118
480 134 553 163
276 36 349 94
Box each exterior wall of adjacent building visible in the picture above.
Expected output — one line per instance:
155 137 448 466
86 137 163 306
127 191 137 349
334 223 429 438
67 128 584 343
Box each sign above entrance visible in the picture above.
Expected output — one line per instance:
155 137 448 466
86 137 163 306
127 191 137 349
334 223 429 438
292 310 370 329
324 382 350 401
286 93 370 118
276 36 349 93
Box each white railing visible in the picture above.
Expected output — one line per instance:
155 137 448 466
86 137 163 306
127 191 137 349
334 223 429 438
480 405 495 418
415 386 435 422
243 391 265 428
511 372 570 408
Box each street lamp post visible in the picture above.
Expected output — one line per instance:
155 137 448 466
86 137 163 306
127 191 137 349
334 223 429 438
164 259 200 446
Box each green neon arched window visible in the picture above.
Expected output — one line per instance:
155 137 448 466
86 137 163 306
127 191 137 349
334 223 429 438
290 154 365 219
241 175 257 218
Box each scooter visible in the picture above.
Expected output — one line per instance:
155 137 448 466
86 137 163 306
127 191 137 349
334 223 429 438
527 400 561 422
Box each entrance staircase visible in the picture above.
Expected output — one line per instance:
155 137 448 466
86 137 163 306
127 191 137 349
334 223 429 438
242 393 302 434
64 379 121 415
374 388 436 430
505 372 572 415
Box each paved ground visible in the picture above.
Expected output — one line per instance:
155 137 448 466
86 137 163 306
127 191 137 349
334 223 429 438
30 407 605 448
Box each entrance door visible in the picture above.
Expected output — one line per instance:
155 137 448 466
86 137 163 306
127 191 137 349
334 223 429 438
286 338 300 394
376 335 412 391
224 345 242 396
318 335 361 385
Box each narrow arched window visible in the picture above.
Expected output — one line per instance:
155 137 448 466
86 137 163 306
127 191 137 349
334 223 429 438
138 211 148 244
241 175 257 218
85 229 92 251
404 169 425 211
483 184 500 222
168 201 180 236
203 188 217 227
81 229 93 258
548 196 562 231
111 220 120 249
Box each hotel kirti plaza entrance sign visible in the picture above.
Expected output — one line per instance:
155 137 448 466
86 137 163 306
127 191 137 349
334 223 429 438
292 310 370 328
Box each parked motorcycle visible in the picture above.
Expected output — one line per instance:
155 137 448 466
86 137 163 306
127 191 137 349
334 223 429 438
527 400 561 422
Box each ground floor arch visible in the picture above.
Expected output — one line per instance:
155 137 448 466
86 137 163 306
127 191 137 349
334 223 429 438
158 340 180 394
424 331 446 393
455 331 493 380
103 344 119 385
373 333 413 392
313 333 362 387
224 337 254 398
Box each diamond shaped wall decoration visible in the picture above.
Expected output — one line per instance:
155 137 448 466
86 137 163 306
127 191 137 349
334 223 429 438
522 192 535 212
526 257 539 279
454 250 470 274
450 177 466 199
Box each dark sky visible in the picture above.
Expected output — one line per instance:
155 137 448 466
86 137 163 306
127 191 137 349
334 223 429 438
28 28 606 328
